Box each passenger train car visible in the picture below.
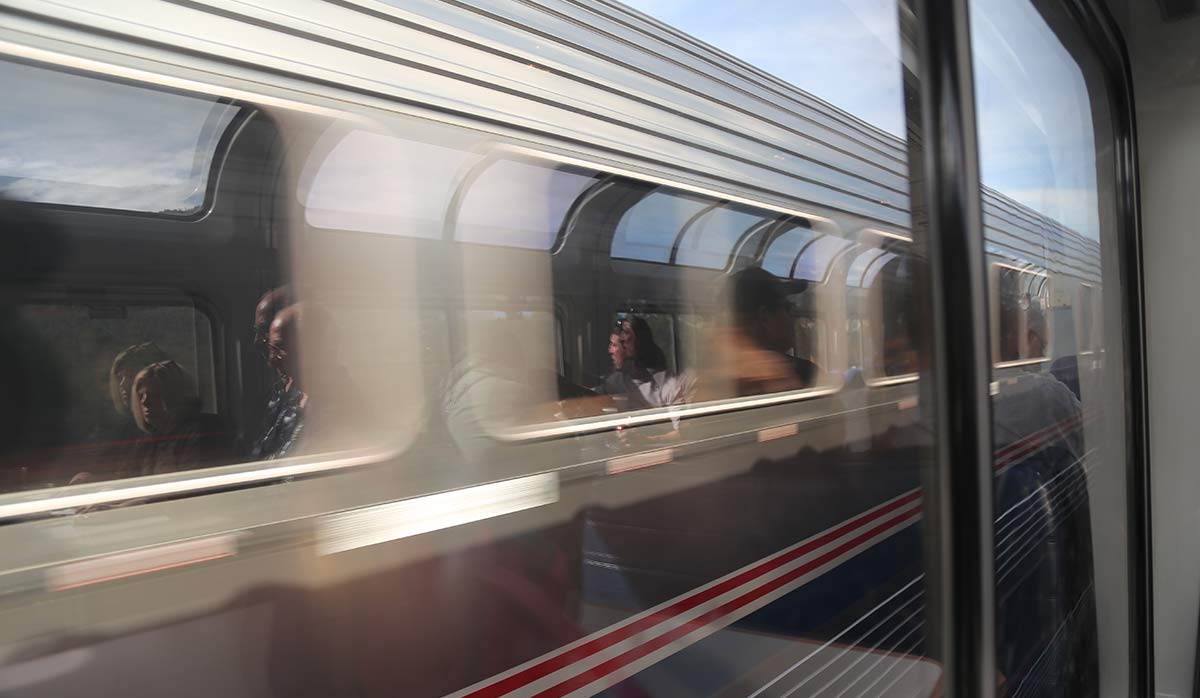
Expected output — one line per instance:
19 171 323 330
0 0 1151 696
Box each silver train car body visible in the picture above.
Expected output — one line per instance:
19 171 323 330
0 1 1105 696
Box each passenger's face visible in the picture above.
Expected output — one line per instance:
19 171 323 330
267 320 296 378
608 333 627 369
137 382 170 432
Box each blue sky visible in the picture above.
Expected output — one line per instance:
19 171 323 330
622 0 1100 238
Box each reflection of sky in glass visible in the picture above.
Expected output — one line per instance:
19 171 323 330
862 251 897 287
0 60 237 214
622 0 1100 238
846 247 888 286
612 190 710 263
676 205 764 269
970 0 1099 238
761 226 817 277
303 130 475 238
795 236 854 281
621 0 905 135
0 3 1099 239
458 160 596 250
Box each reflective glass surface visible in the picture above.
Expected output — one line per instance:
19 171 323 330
972 0 1132 693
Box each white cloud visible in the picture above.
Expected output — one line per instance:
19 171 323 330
0 61 235 213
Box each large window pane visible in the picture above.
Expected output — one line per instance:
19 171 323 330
0 1 958 697
0 61 238 215
611 190 710 263
971 0 1131 694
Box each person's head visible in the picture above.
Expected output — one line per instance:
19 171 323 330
608 330 628 370
132 360 198 434
266 302 337 386
254 286 291 355
109 343 170 414
622 316 667 372
727 267 795 353
267 303 302 381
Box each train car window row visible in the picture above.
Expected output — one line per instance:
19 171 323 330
0 55 932 496
0 49 1106 498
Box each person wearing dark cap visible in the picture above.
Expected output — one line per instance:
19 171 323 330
718 267 819 396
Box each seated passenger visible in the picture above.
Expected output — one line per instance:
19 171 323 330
596 328 631 396
66 343 177 485
129 360 228 476
253 285 291 352
709 267 817 397
620 316 694 408
252 302 307 460
108 342 171 437
253 300 367 459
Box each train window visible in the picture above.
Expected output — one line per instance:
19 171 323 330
0 59 238 215
301 128 476 238
794 234 855 282
846 247 889 287
2 298 218 491
863 252 899 287
611 189 712 264
674 204 766 269
875 256 919 377
972 0 1133 691
761 224 818 277
994 265 1050 364
0 61 435 498
457 159 598 250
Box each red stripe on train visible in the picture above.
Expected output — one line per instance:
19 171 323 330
462 409 1090 697
460 490 922 698
532 507 922 698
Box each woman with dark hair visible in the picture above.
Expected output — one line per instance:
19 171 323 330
618 316 693 409
622 316 668 373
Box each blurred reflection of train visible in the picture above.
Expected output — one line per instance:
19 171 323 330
0 1 1123 697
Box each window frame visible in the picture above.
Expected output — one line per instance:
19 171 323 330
438 145 851 442
855 242 922 387
990 260 1053 368
0 56 251 223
